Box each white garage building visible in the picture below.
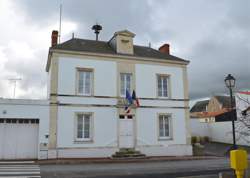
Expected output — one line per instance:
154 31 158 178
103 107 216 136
0 99 49 160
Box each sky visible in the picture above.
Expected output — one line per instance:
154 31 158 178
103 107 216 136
0 0 249 100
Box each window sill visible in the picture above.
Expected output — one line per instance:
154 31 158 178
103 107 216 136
157 96 171 99
76 93 93 97
158 137 172 141
74 139 94 144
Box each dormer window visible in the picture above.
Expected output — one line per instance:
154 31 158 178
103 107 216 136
109 30 135 55
121 39 130 43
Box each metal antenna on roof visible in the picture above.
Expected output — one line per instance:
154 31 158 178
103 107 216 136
149 42 151 48
8 78 22 98
92 23 102 41
58 3 62 43
72 32 75 39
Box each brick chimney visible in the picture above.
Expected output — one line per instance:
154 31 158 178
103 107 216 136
159 44 170 54
51 30 58 47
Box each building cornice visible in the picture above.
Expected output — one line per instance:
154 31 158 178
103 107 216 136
46 49 189 72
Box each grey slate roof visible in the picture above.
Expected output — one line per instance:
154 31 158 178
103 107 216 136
190 100 209 113
214 96 235 108
51 38 188 63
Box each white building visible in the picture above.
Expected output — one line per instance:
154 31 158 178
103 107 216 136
0 99 49 160
190 92 250 146
0 29 192 160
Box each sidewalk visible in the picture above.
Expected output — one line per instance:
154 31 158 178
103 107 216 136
40 158 232 178
37 155 221 165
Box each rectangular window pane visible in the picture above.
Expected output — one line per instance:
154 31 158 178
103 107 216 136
159 115 171 138
159 116 164 137
84 115 90 139
157 76 162 97
164 116 169 137
78 70 92 95
78 72 84 93
120 73 132 96
77 115 83 138
120 74 125 95
84 72 91 94
157 75 168 97
163 77 168 97
126 75 131 93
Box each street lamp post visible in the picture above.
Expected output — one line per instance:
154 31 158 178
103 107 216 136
224 74 237 149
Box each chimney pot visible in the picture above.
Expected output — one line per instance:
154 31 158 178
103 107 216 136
51 30 58 47
159 43 170 54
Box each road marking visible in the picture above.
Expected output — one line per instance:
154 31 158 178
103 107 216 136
0 161 35 164
0 161 40 178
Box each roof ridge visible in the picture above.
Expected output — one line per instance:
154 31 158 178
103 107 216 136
51 38 188 63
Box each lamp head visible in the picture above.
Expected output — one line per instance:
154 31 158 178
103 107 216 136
225 74 236 89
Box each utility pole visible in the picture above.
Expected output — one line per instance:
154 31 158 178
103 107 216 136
8 78 22 98
59 3 62 43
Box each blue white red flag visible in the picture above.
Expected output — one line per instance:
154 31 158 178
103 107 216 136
126 89 133 105
124 105 131 114
124 89 133 114
132 90 140 107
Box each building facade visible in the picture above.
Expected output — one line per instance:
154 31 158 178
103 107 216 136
46 30 192 158
0 29 192 160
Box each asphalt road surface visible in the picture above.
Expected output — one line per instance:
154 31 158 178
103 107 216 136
40 158 233 178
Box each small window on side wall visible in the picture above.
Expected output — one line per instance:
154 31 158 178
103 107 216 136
158 114 172 140
77 69 93 96
157 75 170 98
75 113 93 141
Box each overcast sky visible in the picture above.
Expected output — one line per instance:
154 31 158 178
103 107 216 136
0 0 249 100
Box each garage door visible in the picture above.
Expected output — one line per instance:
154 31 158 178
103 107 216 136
0 119 39 160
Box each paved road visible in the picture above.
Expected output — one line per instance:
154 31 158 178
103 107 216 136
0 161 41 178
40 158 233 178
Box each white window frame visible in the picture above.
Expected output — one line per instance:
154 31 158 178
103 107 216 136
158 113 172 140
76 68 93 96
157 74 170 98
120 73 132 97
74 112 93 142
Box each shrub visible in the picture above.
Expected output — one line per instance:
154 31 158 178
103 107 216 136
204 136 210 143
191 136 197 144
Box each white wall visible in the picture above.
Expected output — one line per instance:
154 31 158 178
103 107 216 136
136 64 184 99
136 108 187 146
57 96 117 105
57 106 118 148
0 99 49 158
189 119 211 137
55 56 191 157
58 57 117 96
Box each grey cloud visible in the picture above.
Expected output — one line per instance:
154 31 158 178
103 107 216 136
3 0 250 99
16 0 155 43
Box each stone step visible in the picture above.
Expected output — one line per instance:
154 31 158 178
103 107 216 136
112 149 146 158
115 150 141 155
112 153 146 158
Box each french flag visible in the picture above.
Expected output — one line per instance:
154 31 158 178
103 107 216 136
126 89 133 105
124 89 133 114
132 90 140 107
124 105 131 114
